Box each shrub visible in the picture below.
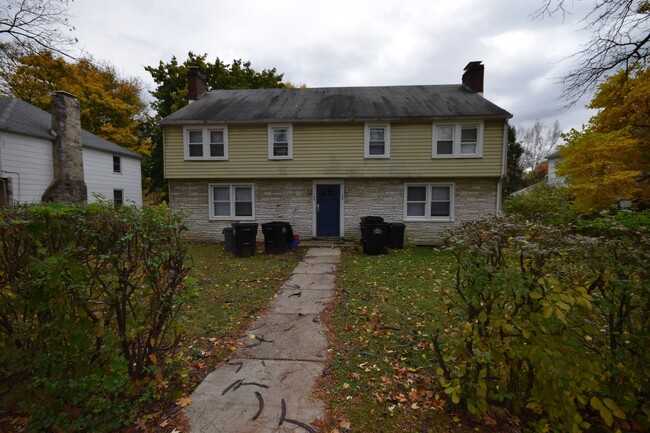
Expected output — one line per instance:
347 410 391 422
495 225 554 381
434 214 649 432
0 202 193 432
504 182 578 225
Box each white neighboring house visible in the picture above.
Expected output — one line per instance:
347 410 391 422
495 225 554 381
546 150 564 185
0 97 143 206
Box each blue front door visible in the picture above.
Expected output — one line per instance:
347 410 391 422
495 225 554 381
316 184 341 237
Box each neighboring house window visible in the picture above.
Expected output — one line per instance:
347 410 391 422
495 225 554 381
404 183 454 220
364 123 390 158
209 184 254 220
268 124 293 159
113 189 124 206
432 122 483 157
113 155 121 173
183 126 229 160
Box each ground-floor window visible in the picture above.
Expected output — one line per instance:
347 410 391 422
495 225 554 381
404 183 454 221
113 189 124 206
209 184 254 220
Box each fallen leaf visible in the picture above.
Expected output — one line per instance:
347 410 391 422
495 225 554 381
176 396 191 407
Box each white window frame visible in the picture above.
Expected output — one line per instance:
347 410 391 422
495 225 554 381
112 155 121 174
268 124 293 160
364 123 391 158
113 189 124 206
432 121 483 158
208 183 255 220
183 126 229 160
404 183 455 221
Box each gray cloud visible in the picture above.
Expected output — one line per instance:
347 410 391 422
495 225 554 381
67 0 598 131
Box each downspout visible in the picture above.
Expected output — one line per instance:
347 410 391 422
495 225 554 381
497 121 508 214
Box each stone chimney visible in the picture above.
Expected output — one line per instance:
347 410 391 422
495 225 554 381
462 61 484 94
42 91 87 204
187 66 208 102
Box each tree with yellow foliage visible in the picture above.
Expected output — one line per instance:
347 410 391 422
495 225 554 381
558 67 650 213
0 49 149 156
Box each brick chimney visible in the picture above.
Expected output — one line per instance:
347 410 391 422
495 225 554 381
42 91 87 203
462 61 484 94
187 66 208 102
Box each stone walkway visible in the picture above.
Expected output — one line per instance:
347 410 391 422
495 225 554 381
186 248 340 433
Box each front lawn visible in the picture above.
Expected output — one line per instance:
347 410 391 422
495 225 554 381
323 246 494 433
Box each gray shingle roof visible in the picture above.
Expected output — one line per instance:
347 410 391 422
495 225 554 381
0 97 142 159
546 150 561 160
159 85 512 125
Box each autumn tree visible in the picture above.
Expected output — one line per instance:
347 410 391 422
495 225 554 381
143 52 287 198
534 0 650 102
557 66 650 213
0 50 148 155
517 119 561 174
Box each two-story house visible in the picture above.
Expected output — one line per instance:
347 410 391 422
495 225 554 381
160 62 511 244
0 93 143 207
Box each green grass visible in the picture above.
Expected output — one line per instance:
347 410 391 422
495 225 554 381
324 246 494 433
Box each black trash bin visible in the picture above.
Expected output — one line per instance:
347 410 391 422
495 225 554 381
388 223 405 248
261 221 293 254
232 222 258 257
364 222 389 255
222 227 234 252
360 216 384 244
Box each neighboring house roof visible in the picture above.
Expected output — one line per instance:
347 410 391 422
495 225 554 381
0 97 142 159
159 85 513 125
546 150 561 160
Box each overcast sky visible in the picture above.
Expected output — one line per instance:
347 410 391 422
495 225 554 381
66 0 598 132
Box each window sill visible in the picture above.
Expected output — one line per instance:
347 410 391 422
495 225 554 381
404 217 454 223
364 155 390 159
432 154 482 159
209 216 255 221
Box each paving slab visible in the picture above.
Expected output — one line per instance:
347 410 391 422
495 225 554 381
305 247 341 259
240 313 328 361
187 359 324 433
291 261 337 275
187 248 338 433
281 272 336 291
268 288 332 315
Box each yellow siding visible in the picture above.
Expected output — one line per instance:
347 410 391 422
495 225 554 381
163 120 505 179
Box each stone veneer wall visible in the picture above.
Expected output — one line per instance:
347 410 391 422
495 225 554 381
169 178 498 245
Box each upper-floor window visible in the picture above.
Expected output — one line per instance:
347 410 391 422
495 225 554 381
268 124 293 160
364 123 390 158
113 155 121 173
209 184 255 220
432 122 483 158
404 183 454 221
184 126 228 160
